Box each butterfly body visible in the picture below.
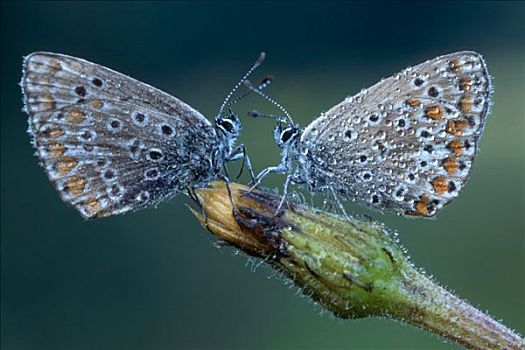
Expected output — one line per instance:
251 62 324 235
21 52 242 219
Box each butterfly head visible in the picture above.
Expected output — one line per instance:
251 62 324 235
215 109 241 140
274 122 300 149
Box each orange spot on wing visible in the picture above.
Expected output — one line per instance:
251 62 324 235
48 142 65 158
55 156 78 175
449 59 462 73
425 105 443 120
41 93 56 110
405 195 432 216
432 177 448 195
48 128 64 138
83 198 113 218
66 110 85 124
90 99 103 109
84 198 101 216
446 119 468 136
459 77 473 91
415 194 430 215
48 58 62 73
447 139 463 155
405 98 422 107
442 156 459 175
459 96 473 112
88 198 99 208
65 176 86 195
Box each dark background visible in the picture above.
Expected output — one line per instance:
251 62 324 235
1 2 524 349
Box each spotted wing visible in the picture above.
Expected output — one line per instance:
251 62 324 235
301 51 492 217
21 52 217 219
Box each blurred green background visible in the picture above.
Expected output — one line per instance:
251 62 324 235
1 2 524 349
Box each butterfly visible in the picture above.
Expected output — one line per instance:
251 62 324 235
250 51 492 218
21 52 264 219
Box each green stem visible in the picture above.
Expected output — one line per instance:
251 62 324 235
398 271 523 350
190 182 524 350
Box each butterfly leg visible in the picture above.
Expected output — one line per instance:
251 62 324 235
188 185 210 227
222 162 231 180
217 171 238 218
249 162 288 191
276 174 294 213
329 187 351 221
228 144 255 182
187 186 198 203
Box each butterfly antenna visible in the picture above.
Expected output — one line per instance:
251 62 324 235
247 110 288 123
217 52 266 118
225 75 273 109
244 80 295 125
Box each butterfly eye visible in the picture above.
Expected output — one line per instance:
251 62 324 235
280 128 297 143
218 118 235 133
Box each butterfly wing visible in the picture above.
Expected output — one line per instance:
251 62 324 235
21 52 218 219
301 51 492 217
